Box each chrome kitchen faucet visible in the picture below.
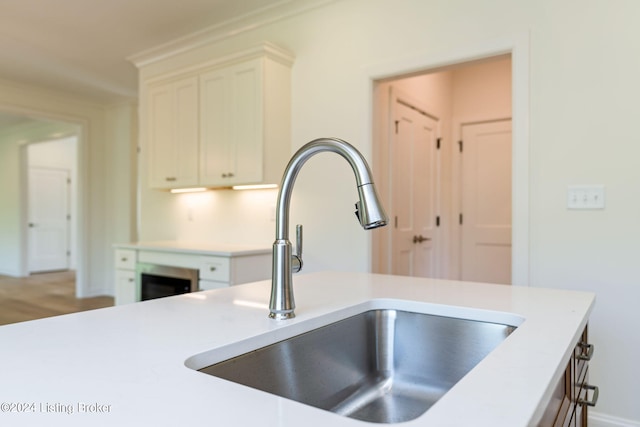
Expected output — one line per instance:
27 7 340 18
269 138 388 320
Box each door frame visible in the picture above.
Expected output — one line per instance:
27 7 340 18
4 107 89 297
368 33 530 286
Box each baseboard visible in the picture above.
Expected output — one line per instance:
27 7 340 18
590 411 640 427
0 268 21 277
81 287 114 298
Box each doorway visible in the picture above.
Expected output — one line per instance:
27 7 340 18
0 109 84 298
26 136 78 274
372 55 513 283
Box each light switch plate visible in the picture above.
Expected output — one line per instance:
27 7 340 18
567 185 605 210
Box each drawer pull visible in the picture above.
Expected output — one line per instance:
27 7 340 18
578 384 599 407
121 257 128 262
577 342 594 361
210 266 217 272
128 278 135 283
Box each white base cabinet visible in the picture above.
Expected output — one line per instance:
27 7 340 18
114 249 137 305
113 244 271 305
198 253 271 290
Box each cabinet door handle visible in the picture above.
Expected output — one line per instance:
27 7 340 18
121 257 128 262
577 342 594 361
210 266 217 272
578 384 599 407
165 177 177 182
128 278 135 283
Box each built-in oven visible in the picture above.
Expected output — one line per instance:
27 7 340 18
135 263 199 301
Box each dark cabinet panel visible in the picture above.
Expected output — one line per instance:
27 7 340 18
539 325 598 427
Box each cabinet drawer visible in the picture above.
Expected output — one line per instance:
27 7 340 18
199 280 229 291
199 256 230 282
115 249 136 270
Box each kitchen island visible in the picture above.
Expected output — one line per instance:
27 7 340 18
0 272 594 426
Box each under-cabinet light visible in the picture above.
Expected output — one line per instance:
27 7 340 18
231 184 278 190
169 187 208 194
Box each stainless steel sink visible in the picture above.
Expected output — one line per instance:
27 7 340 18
195 309 516 423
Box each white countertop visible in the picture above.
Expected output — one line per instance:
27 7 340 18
114 240 271 256
0 272 594 427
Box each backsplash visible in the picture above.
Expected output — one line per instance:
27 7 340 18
173 188 278 246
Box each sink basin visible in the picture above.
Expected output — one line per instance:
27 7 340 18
194 309 516 423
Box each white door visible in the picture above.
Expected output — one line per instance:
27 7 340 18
460 120 512 284
391 90 439 277
28 167 70 273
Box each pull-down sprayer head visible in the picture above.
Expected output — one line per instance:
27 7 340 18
355 183 388 230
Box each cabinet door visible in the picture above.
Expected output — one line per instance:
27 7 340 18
200 68 232 185
200 59 263 186
148 76 199 188
115 269 137 305
229 59 263 185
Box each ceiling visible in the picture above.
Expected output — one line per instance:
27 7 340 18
0 0 289 105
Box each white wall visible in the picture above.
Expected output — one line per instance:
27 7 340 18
451 57 512 122
0 127 25 276
104 102 138 289
135 0 640 422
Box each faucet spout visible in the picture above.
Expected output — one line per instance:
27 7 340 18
269 138 388 320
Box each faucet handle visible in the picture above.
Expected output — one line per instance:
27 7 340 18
296 224 303 259
292 224 303 273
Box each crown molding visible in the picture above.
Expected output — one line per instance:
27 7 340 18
128 0 336 69
142 41 295 86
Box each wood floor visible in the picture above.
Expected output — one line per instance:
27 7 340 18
0 271 114 326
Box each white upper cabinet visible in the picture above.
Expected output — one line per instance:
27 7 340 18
147 76 199 189
200 58 263 186
142 43 294 190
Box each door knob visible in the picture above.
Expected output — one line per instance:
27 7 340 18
413 235 431 244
